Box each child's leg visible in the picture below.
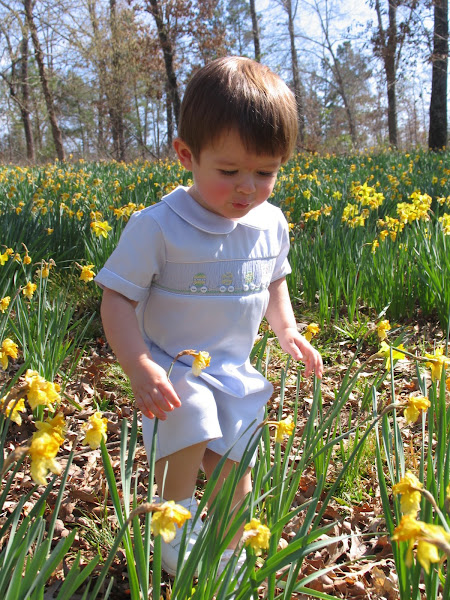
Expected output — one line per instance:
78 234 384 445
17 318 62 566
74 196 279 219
202 447 252 549
155 441 209 501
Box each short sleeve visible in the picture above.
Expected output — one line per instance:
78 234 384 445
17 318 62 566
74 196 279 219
271 211 292 282
94 209 165 302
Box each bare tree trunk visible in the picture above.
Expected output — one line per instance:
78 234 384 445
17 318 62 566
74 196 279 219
284 0 305 144
249 0 261 62
19 34 35 162
165 81 173 149
375 0 398 147
24 0 65 160
1 27 35 162
147 0 181 130
429 0 448 150
109 0 126 161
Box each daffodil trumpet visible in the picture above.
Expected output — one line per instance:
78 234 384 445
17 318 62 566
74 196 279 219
166 349 211 380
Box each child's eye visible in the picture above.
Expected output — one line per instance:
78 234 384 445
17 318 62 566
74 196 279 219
219 170 238 176
257 171 275 177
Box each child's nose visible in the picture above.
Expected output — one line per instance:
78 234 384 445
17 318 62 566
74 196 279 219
236 174 256 194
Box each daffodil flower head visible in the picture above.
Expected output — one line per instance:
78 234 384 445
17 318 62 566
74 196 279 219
24 370 61 409
191 351 210 376
379 341 406 370
0 395 26 425
267 415 295 443
0 338 19 369
304 323 320 342
425 347 449 382
0 296 11 313
80 264 96 282
82 411 108 449
29 413 66 485
22 281 37 300
150 500 192 543
377 319 391 341
393 471 423 516
91 220 112 238
243 518 271 555
404 395 430 424
392 514 450 573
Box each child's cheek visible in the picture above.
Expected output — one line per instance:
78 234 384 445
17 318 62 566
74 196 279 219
206 180 233 200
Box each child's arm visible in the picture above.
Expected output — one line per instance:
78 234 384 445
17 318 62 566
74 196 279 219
100 287 181 420
265 277 323 379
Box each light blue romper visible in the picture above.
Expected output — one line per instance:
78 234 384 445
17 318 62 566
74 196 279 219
95 187 291 465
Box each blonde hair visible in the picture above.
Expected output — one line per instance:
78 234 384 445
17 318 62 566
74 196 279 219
178 56 298 163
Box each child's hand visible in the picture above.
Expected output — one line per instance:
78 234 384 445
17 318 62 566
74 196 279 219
128 357 181 420
277 327 323 379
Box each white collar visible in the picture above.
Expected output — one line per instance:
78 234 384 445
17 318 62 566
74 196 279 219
163 187 272 234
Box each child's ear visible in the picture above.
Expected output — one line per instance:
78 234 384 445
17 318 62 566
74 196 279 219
173 138 194 170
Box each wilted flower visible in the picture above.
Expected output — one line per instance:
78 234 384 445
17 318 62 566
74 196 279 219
22 281 37 300
29 413 66 485
425 347 449 382
0 296 10 313
377 320 391 341
392 514 450 574
24 370 61 409
0 396 26 425
191 351 211 376
0 338 19 370
393 471 423 516
150 500 192 542
243 518 271 555
80 264 96 282
91 220 112 238
82 412 108 449
404 395 430 424
304 323 320 342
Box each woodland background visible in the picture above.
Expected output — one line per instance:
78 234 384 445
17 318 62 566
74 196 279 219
0 0 448 165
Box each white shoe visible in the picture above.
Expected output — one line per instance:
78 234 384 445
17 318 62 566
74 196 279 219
159 497 202 577
217 548 247 581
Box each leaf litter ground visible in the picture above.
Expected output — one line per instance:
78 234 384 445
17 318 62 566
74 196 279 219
1 314 446 600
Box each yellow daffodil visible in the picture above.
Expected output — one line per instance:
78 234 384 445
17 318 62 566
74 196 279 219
191 351 211 376
90 220 112 238
22 281 37 300
24 370 61 409
29 413 65 485
243 518 271 555
0 296 10 312
0 338 19 369
0 252 9 266
23 254 32 265
0 396 26 425
150 501 192 543
80 264 96 282
379 341 406 370
425 347 449 382
304 323 320 342
267 415 295 443
404 395 430 424
377 319 391 341
82 412 108 449
392 514 450 574
393 471 423 516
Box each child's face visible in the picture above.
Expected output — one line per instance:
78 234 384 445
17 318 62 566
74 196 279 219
174 130 282 220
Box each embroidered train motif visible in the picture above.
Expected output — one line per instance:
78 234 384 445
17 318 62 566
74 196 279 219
188 270 267 294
